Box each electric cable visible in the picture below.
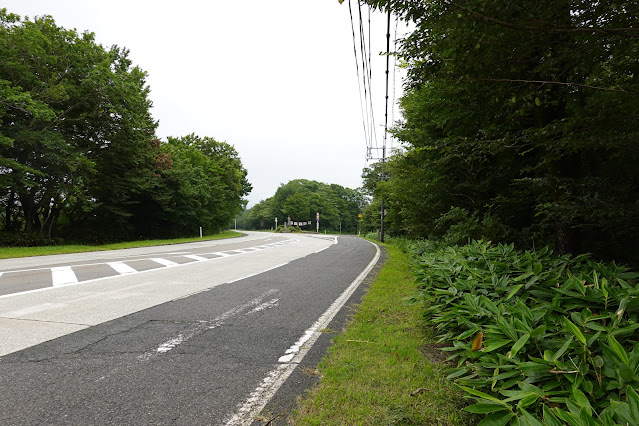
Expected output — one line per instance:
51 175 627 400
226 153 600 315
348 0 371 156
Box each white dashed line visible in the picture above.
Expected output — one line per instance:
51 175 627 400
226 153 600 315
107 262 137 275
151 258 178 267
0 237 300 300
51 266 78 286
211 252 232 257
184 255 208 262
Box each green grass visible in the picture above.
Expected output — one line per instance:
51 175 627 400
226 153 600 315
0 230 243 259
291 243 473 425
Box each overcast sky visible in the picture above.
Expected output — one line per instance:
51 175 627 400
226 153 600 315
0 0 405 206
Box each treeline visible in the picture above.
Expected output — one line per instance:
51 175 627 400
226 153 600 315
0 10 250 244
360 0 639 266
238 179 364 233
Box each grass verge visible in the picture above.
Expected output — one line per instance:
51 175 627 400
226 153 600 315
0 230 243 259
290 243 473 425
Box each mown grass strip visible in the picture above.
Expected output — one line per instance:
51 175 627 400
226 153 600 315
291 243 473 425
0 231 243 259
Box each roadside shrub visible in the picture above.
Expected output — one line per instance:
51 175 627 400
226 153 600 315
0 231 64 247
276 225 301 233
410 240 639 425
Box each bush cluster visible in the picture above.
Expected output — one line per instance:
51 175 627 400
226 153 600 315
409 240 639 425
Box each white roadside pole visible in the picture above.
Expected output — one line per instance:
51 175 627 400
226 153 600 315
199 226 203 239
275 217 278 230
316 212 320 233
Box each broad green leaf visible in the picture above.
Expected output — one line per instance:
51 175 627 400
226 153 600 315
514 272 534 282
542 405 563 426
458 385 509 406
518 407 544 426
477 411 515 426
446 368 469 379
516 393 539 409
571 387 592 416
509 334 530 359
610 400 633 424
586 331 601 348
530 325 546 339
578 407 598 426
464 402 510 414
564 317 587 345
505 284 524 301
616 297 629 321
483 339 513 353
552 406 581 424
491 370 522 381
607 335 630 364
628 386 639 422
584 322 608 332
552 336 573 361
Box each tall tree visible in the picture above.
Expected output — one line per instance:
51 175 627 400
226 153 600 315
242 179 364 233
152 134 251 237
0 10 158 241
363 0 639 263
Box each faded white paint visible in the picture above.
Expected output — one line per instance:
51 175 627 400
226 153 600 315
224 239 381 425
139 289 281 361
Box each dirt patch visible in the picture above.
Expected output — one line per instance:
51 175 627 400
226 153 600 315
419 342 450 364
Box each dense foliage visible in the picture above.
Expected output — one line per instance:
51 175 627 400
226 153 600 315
409 240 639 425
361 0 639 266
238 179 364 233
0 10 250 243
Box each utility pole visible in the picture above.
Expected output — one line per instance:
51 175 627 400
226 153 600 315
380 9 391 243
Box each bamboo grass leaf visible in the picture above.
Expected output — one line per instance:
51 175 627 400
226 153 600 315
564 318 587 345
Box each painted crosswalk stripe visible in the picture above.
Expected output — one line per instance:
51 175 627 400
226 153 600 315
184 255 208 261
107 262 137 275
151 258 178 267
210 252 232 257
51 266 78 286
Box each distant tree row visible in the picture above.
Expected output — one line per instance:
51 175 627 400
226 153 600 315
238 179 365 233
360 0 639 265
0 10 250 244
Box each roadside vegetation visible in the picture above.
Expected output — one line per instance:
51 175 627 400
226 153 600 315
0 10 250 246
331 2 639 421
292 242 474 425
0 231 241 259
411 239 639 425
238 179 364 234
294 237 639 425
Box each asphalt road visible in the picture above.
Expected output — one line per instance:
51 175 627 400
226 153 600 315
0 232 380 425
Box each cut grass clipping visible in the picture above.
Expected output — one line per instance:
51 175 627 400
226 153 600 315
291 243 473 425
0 231 242 259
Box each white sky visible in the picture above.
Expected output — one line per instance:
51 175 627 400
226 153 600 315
0 0 405 206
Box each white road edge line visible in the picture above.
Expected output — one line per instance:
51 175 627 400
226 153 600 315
224 239 381 426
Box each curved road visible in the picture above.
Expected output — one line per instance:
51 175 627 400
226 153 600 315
0 232 380 425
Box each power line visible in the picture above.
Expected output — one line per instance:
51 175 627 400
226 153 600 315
380 9 391 243
390 15 399 153
348 0 370 154
357 0 378 154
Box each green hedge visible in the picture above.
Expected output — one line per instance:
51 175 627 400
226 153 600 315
409 240 639 425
